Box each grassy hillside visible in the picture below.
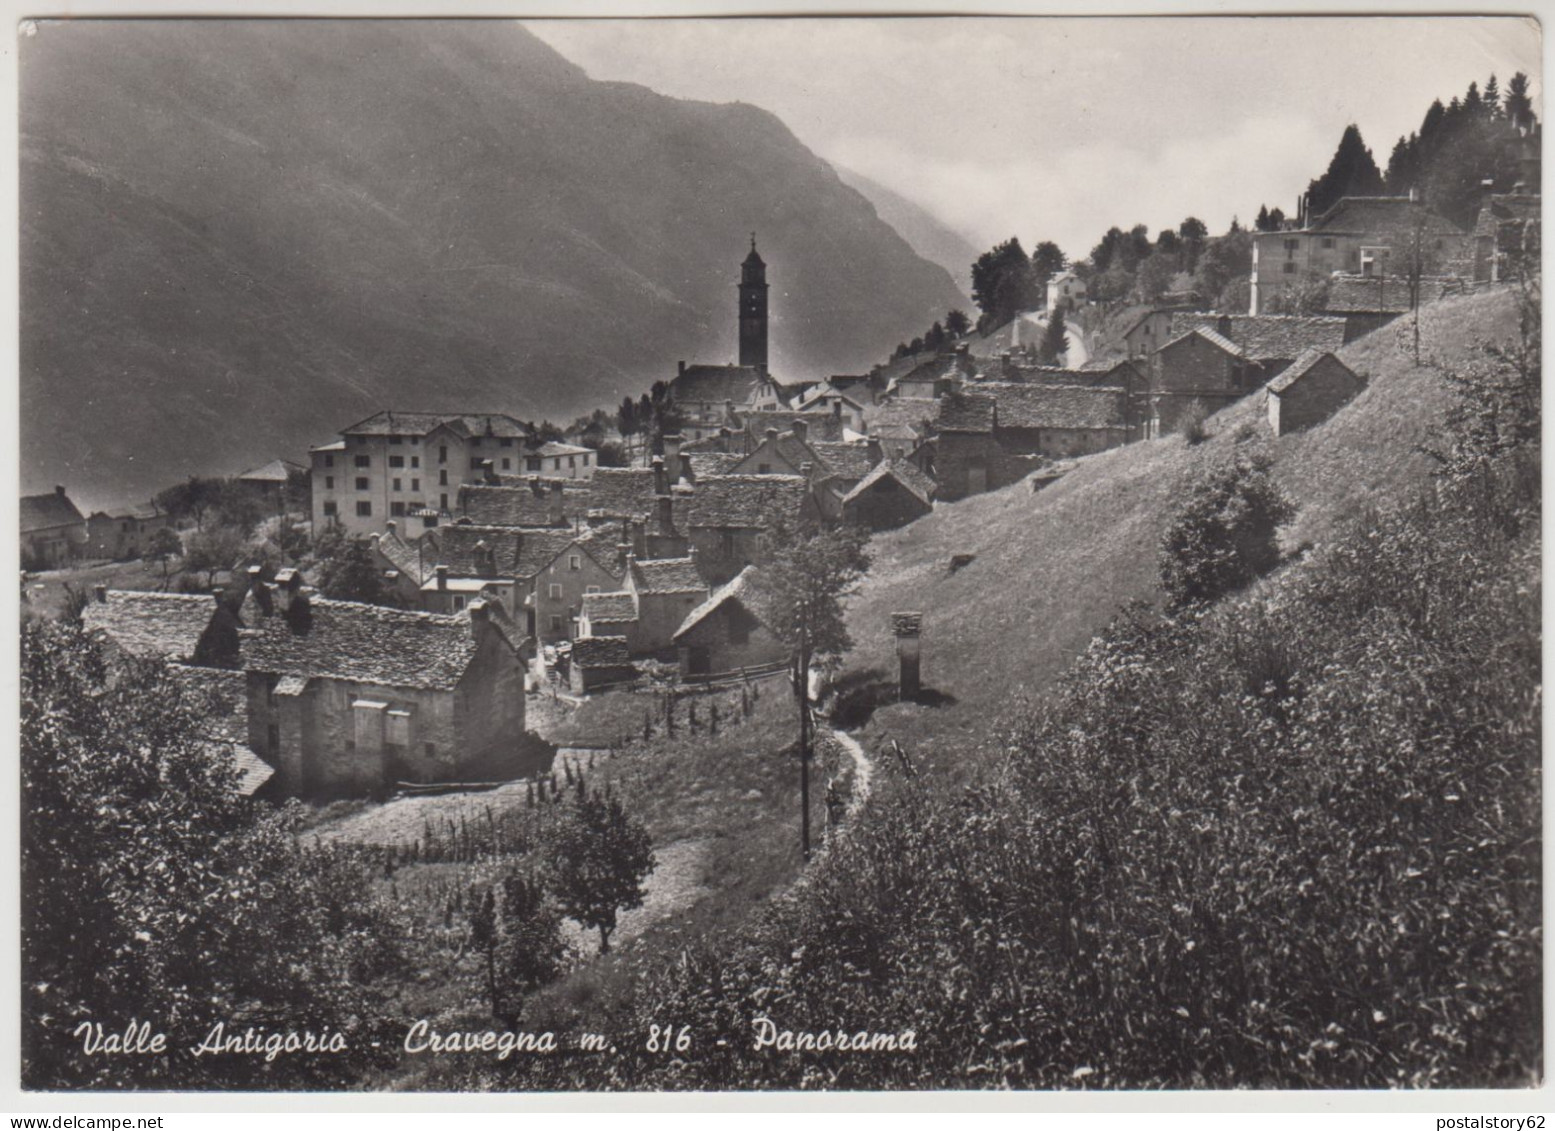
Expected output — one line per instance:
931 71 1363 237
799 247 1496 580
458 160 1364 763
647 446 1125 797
21 20 965 510
840 288 1522 775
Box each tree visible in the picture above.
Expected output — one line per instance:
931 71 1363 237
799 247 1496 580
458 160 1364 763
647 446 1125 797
971 237 1038 322
212 479 266 536
944 308 971 337
154 476 223 530
764 526 872 859
494 873 571 1020
316 536 399 607
1504 72 1533 129
144 526 183 581
1177 216 1209 272
1038 306 1068 365
1255 204 1273 232
1134 253 1178 304
1263 269 1331 316
1483 73 1501 118
1192 230 1252 308
1030 241 1066 284
1306 124 1386 216
182 524 249 588
547 778 655 954
1159 453 1296 608
594 441 629 468
1267 207 1285 230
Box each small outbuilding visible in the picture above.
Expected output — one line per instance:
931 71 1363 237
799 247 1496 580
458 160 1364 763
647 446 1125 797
840 460 936 531
672 566 786 678
567 635 637 695
1266 349 1365 436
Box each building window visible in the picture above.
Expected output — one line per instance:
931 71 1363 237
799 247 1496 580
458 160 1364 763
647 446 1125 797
569 554 581 571
324 454 334 468
1321 237 1336 249
527 457 542 471
391 501 406 517
356 501 372 517
502 458 511 470
423 515 437 529
568 456 576 468
355 455 371 468
720 531 736 556
325 476 334 489
392 478 402 492
411 478 420 492
354 477 369 490
322 501 337 516
758 462 772 474
585 585 600 594
390 435 403 444
1283 262 1297 274
501 438 513 448
471 437 481 448
553 458 562 470
1284 238 1299 252
411 456 420 468
549 583 563 599
453 595 467 611
389 455 405 468
439 445 448 464
438 470 449 486
550 615 564 633
440 493 449 509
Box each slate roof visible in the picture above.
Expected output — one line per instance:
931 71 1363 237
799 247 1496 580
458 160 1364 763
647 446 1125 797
1322 275 1464 314
237 458 306 483
584 468 659 523
1267 349 1361 395
807 441 878 481
341 411 529 438
1193 314 1348 362
431 525 597 580
580 591 638 624
571 635 632 667
374 528 431 585
533 441 592 458
672 365 767 405
89 502 164 522
687 452 743 480
631 557 705 594
1306 196 1466 235
741 410 845 442
1160 325 1245 359
866 398 936 435
684 475 808 531
980 383 1131 431
240 598 488 691
83 591 220 661
167 665 275 796
740 431 817 475
21 489 86 534
458 482 578 527
841 460 936 508
934 392 997 433
674 566 780 641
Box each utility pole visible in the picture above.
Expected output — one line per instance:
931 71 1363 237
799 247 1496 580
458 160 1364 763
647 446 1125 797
795 624 812 861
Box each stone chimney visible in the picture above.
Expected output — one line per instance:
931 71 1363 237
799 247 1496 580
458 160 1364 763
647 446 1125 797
435 564 449 591
475 539 496 577
247 564 273 617
892 612 923 701
93 585 107 604
663 432 683 483
467 597 490 641
652 456 668 496
656 493 675 536
866 437 883 465
764 427 779 444
678 360 687 377
792 419 807 443
799 461 814 482
274 568 302 614
1217 314 1233 338
386 520 397 536
481 459 499 485
529 476 544 498
549 480 566 525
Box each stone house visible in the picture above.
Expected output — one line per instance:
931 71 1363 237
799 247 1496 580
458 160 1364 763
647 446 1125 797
418 523 621 644
1248 194 1470 315
83 584 534 798
458 477 579 529
806 440 881 524
567 635 637 695
792 382 869 432
1146 325 1255 438
21 486 88 569
737 410 845 449
236 458 307 518
517 441 598 480
1266 349 1365 436
892 356 958 401
310 411 532 538
926 392 1004 500
672 566 786 677
669 363 782 440
1318 274 1466 341
85 503 170 562
982 382 1138 459
1047 270 1087 312
166 665 278 797
575 554 708 658
1174 312 1348 382
370 521 436 605
1120 308 1180 359
840 460 936 531
683 474 817 585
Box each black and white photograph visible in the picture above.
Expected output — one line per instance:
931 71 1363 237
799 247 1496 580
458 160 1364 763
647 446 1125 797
10 4 1545 1105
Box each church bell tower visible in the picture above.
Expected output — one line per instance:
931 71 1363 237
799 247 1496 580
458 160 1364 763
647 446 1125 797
738 234 769 374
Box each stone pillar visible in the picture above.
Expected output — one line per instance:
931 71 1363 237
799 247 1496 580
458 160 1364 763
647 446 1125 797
892 612 923 701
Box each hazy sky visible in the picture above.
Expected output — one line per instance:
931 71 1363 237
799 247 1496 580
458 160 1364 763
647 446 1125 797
530 16 1541 260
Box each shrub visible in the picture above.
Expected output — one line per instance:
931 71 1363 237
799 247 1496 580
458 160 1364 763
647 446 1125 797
1158 453 1295 607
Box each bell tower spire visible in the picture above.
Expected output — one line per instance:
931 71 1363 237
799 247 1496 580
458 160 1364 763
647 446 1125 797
738 234 769 375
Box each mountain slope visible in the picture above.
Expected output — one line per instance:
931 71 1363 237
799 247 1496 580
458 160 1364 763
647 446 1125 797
20 20 965 509
834 165 978 300
840 290 1521 774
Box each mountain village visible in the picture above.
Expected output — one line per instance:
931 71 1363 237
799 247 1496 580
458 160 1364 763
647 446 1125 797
17 32 1543 1094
